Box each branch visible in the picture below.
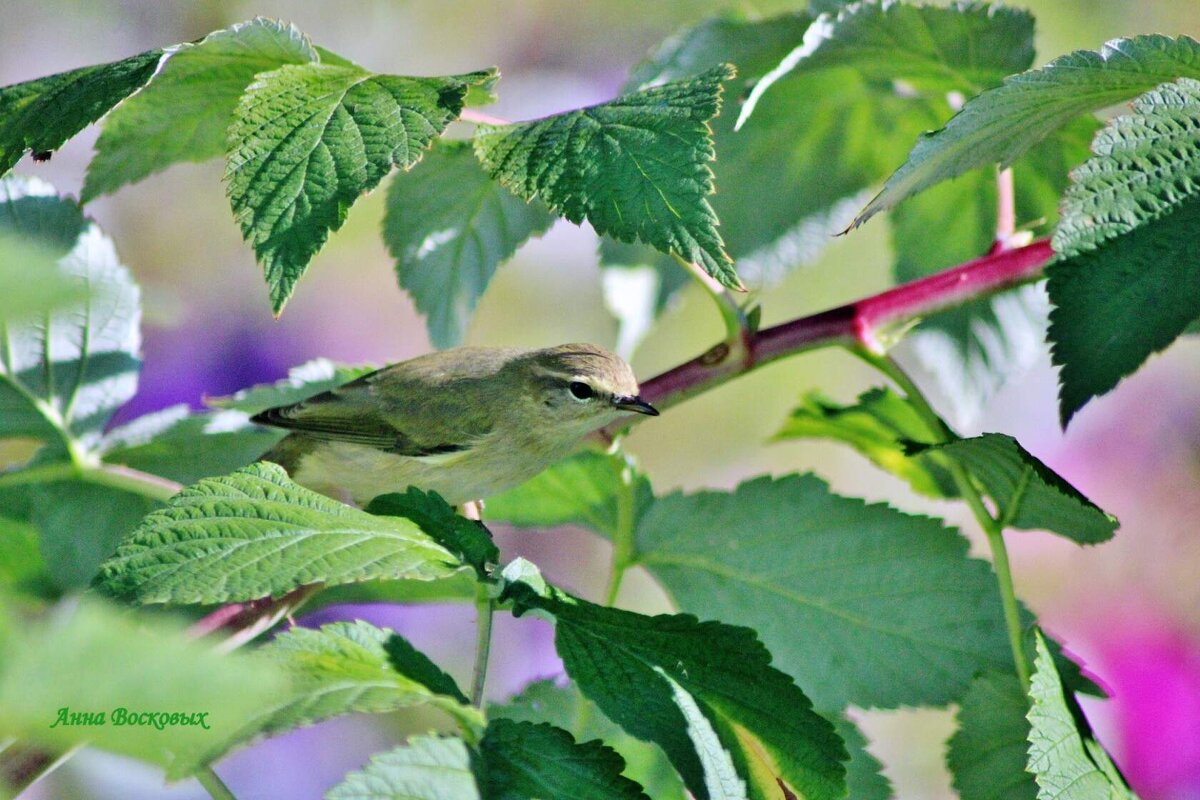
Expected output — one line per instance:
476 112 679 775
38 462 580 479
607 237 1054 430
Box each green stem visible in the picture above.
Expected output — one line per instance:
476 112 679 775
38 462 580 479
672 252 750 350
196 766 238 800
855 348 1031 688
80 463 182 502
602 457 637 607
470 583 495 708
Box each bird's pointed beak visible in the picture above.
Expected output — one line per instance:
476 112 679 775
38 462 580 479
614 395 659 416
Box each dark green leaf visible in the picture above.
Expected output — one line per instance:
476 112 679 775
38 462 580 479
921 434 1117 544
1049 78 1200 424
502 564 847 800
633 474 1020 710
855 34 1200 227
83 19 318 201
366 488 498 579
0 49 162 176
226 62 494 312
474 65 739 289
485 450 653 541
491 679 685 800
209 358 376 415
95 462 463 604
326 736 479 800
383 140 555 348
947 672 1037 800
774 387 955 497
478 719 649 800
1026 632 1135 799
830 714 891 800
0 177 140 450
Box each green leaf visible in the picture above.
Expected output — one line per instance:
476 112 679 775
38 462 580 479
854 34 1200 227
491 679 685 800
82 18 317 201
485 450 653 541
383 140 555 348
326 736 480 800
477 719 650 800
101 404 282 485
502 564 847 800
0 232 89 323
182 621 481 777
921 434 1117 544
830 714 891 800
0 597 285 775
94 462 463 604
209 357 376 415
474 65 739 290
226 62 494 312
633 474 1020 710
947 672 1037 800
1049 78 1200 424
773 387 955 497
366 488 498 579
0 515 49 594
0 177 141 451
0 49 162 176
1026 632 1135 800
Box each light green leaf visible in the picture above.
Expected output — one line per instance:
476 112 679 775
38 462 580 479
491 679 686 800
226 62 494 312
94 462 463 604
0 49 162 176
948 671 1037 800
1049 78 1200 424
773 387 955 497
474 65 739 290
366 488 498 580
922 434 1117 544
0 515 48 594
101 404 282 485
209 357 376 415
0 177 141 451
633 474 1020 710
0 597 285 775
0 233 88 323
485 450 653 541
854 34 1200 227
1026 632 1135 800
383 140 554 348
182 621 481 777
503 570 847 800
478 719 650 800
83 18 317 201
326 736 480 800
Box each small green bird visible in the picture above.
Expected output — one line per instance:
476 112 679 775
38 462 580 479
253 343 659 506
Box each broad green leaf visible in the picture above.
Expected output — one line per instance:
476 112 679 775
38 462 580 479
633 474 1020 709
0 515 49 594
101 404 282 485
485 450 653 541
209 357 376 415
947 672 1037 800
0 233 88 323
181 621 481 777
94 462 463 604
326 736 480 800
921 434 1117 544
773 387 955 497
0 49 162 176
1026 632 1135 800
0 177 140 451
366 488 498 579
1049 79 1200 424
854 34 1200 227
502 564 847 800
830 715 890 800
226 62 494 312
491 679 685 800
474 65 740 290
477 719 650 800
0 597 285 775
83 18 317 201
383 140 555 348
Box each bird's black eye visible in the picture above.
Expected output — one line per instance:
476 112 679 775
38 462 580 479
568 381 594 400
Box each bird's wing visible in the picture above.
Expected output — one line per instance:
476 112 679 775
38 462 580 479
250 374 483 457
